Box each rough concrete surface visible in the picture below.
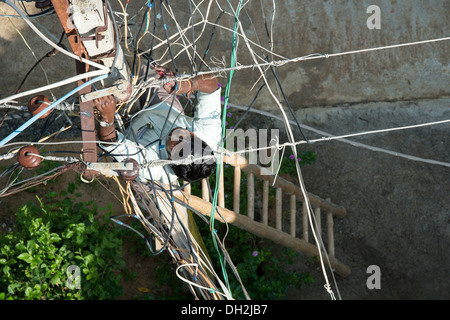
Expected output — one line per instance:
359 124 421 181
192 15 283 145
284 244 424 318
287 98 450 300
0 0 449 300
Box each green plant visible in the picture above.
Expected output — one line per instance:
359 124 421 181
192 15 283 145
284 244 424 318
278 150 317 176
194 218 314 300
0 188 126 300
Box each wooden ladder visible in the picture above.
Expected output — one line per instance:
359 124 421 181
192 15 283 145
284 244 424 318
178 151 351 277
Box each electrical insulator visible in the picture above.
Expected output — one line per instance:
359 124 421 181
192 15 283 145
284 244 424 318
120 158 140 182
27 95 52 119
17 145 42 169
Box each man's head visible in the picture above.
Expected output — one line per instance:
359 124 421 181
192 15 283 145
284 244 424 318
166 127 216 183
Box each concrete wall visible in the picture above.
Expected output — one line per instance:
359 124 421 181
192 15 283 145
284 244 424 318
205 0 450 110
1 0 448 109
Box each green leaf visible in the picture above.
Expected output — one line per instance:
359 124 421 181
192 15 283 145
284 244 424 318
50 275 61 286
1 245 10 255
17 253 31 263
15 242 26 251
50 233 61 243
3 265 10 276
84 254 94 266
25 287 32 298
26 240 37 254
62 229 74 239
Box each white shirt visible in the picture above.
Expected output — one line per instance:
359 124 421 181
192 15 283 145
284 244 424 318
100 88 222 185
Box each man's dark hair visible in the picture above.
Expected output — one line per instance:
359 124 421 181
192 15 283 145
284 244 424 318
170 135 217 183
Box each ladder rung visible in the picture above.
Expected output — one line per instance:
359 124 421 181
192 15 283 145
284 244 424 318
314 207 321 235
233 166 241 213
247 172 254 220
262 180 269 225
302 201 308 242
201 179 209 202
276 188 282 230
290 194 296 237
327 211 335 258
218 164 225 208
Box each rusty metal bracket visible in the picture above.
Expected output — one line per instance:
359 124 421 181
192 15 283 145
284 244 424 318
51 0 99 178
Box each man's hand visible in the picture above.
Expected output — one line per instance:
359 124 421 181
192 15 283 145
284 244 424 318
153 65 177 94
154 65 219 95
94 95 116 124
94 95 117 142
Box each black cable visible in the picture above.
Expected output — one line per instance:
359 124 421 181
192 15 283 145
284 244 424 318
188 0 196 74
198 11 224 72
148 0 158 59
131 3 152 78
224 83 266 141
34 108 57 142
106 0 120 73
15 31 67 94
264 56 309 143
261 14 309 143
135 180 177 256
160 0 178 73
110 214 156 253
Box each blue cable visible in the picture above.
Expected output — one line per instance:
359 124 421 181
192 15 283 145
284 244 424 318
0 74 109 147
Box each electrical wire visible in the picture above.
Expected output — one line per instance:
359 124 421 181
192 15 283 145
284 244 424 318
0 74 108 147
3 0 109 72
3 0 447 301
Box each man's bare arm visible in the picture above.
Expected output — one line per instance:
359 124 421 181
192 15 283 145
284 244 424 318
154 65 219 95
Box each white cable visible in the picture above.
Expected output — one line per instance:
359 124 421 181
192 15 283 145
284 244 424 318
3 0 109 72
234 12 339 299
0 101 75 111
191 36 450 77
0 0 111 105
27 153 79 163
226 102 450 168
0 70 108 105
175 263 233 300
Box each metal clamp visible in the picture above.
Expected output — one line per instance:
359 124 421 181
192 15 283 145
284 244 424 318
86 161 134 176
80 79 132 102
